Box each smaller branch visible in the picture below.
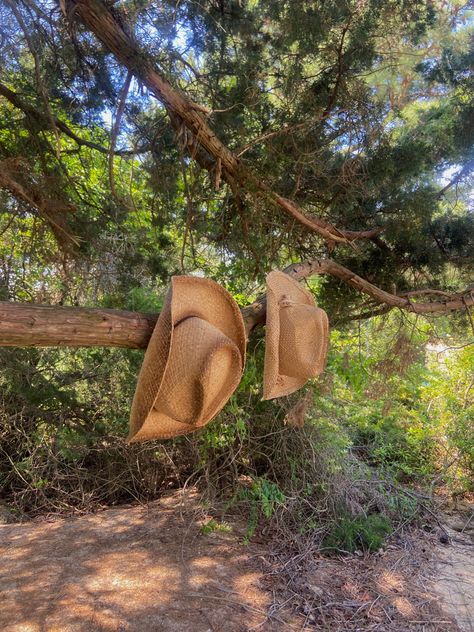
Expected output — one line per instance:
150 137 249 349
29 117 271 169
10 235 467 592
6 0 62 159
0 82 149 156
0 159 79 251
236 122 308 157
320 19 351 120
341 304 392 323
437 159 474 199
269 194 382 243
108 71 132 203
400 289 454 298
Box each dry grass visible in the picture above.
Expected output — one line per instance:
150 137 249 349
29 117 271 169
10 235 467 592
258 528 460 631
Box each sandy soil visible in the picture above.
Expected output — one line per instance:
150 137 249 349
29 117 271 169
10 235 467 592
432 523 474 632
1 494 473 632
0 493 296 632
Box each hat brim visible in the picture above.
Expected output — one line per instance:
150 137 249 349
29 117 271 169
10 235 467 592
263 271 328 400
128 276 246 442
128 409 197 442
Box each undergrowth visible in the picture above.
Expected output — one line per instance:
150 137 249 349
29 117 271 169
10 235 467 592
0 313 472 558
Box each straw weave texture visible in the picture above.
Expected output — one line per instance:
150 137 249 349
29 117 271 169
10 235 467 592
129 276 246 442
263 271 329 400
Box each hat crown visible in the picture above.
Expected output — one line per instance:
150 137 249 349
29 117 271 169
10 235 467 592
278 303 325 379
155 316 240 426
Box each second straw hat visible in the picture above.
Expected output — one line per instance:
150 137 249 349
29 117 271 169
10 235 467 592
263 271 328 400
128 276 246 442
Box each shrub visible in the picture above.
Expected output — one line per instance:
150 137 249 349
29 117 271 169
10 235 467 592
323 513 393 553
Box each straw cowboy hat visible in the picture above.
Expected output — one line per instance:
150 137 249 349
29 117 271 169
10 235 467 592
128 276 246 442
263 271 329 400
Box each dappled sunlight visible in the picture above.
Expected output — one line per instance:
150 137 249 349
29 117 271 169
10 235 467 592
0 493 289 632
82 550 180 594
376 569 404 593
376 569 418 617
393 596 416 618
341 578 372 603
342 578 361 598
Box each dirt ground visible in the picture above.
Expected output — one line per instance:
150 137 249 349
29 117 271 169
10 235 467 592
432 517 474 632
1 492 473 632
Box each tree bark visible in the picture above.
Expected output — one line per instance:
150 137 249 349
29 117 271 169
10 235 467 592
0 302 158 349
66 0 380 245
1 260 472 349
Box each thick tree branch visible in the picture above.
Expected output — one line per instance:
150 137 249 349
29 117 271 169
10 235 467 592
66 0 381 244
1 260 472 348
0 302 157 348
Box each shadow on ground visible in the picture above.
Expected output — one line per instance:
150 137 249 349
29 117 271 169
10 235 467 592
0 492 294 632
2 492 471 632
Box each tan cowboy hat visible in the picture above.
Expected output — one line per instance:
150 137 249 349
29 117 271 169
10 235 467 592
128 276 246 442
263 271 329 400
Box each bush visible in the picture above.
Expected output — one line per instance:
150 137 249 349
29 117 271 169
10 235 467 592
323 513 393 553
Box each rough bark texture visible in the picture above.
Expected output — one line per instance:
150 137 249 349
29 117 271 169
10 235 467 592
1 260 472 349
0 302 157 349
67 0 380 244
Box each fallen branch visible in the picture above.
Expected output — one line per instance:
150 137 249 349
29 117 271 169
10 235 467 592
1 259 472 348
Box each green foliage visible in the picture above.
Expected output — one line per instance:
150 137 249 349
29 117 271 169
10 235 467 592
420 344 474 493
236 477 286 544
323 513 392 553
200 518 232 535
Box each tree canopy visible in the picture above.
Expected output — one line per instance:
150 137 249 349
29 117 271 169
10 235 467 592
0 0 472 320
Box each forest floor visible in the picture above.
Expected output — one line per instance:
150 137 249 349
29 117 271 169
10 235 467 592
0 490 473 632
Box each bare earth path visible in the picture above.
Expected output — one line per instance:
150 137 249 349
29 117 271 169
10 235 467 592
0 493 295 632
1 493 473 632
432 524 474 632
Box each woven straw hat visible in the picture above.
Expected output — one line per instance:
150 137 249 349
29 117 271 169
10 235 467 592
128 276 246 442
263 271 329 400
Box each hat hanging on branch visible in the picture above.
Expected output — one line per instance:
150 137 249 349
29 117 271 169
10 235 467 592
263 271 329 400
128 276 246 442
